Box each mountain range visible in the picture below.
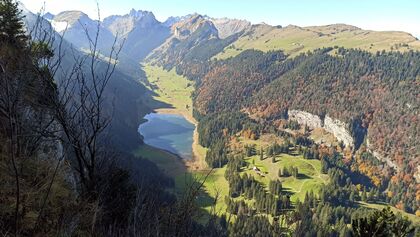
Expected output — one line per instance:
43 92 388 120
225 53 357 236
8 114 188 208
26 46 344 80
43 8 420 64
4 2 420 235
34 6 420 177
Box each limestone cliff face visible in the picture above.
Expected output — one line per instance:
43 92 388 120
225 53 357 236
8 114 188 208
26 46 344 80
103 10 162 37
102 10 171 62
146 14 220 66
287 110 412 177
170 14 219 40
210 18 251 39
288 110 353 147
324 116 354 147
288 110 322 129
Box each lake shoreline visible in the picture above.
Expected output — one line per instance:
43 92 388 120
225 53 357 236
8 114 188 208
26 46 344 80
153 108 207 171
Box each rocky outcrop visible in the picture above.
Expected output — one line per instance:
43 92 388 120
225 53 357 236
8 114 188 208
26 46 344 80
163 15 250 38
288 110 353 147
103 9 161 37
288 110 406 175
171 14 219 39
210 17 251 38
102 9 170 61
163 15 193 27
146 14 220 65
324 116 354 147
288 110 322 129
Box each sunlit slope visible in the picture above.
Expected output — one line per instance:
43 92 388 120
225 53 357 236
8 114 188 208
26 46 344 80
142 64 194 115
216 24 420 59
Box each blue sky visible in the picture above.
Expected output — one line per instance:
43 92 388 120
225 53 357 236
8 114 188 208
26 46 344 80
21 0 420 38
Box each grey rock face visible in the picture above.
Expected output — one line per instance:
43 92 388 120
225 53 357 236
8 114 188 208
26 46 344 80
288 110 353 147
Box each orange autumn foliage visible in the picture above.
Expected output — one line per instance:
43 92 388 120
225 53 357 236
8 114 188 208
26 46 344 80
371 177 381 187
395 202 404 210
403 174 412 184
242 129 257 140
391 175 399 184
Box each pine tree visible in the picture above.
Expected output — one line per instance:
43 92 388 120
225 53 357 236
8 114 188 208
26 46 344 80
321 157 329 174
0 0 28 48
368 189 375 202
361 189 367 202
349 191 355 203
352 207 414 237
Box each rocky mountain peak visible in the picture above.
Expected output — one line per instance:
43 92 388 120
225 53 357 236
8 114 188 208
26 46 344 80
53 11 94 27
103 9 160 37
129 8 143 18
163 15 193 27
209 17 251 38
43 12 55 21
171 14 218 39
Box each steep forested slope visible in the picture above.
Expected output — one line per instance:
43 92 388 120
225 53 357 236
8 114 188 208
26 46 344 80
249 49 419 164
1 2 225 235
190 48 420 214
26 10 152 150
138 11 420 217
194 48 419 169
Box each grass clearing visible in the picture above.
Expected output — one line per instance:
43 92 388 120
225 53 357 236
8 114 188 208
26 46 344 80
215 25 420 60
172 167 230 222
243 152 328 202
196 168 230 215
142 64 194 116
233 133 328 198
231 134 329 202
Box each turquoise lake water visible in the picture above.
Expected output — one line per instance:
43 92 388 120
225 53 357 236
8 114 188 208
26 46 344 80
138 113 195 160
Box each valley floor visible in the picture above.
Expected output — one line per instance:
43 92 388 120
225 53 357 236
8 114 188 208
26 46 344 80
135 64 329 219
139 64 207 171
135 64 420 225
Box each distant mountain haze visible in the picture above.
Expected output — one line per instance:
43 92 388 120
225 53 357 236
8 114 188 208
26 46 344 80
39 7 420 66
21 6 150 151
